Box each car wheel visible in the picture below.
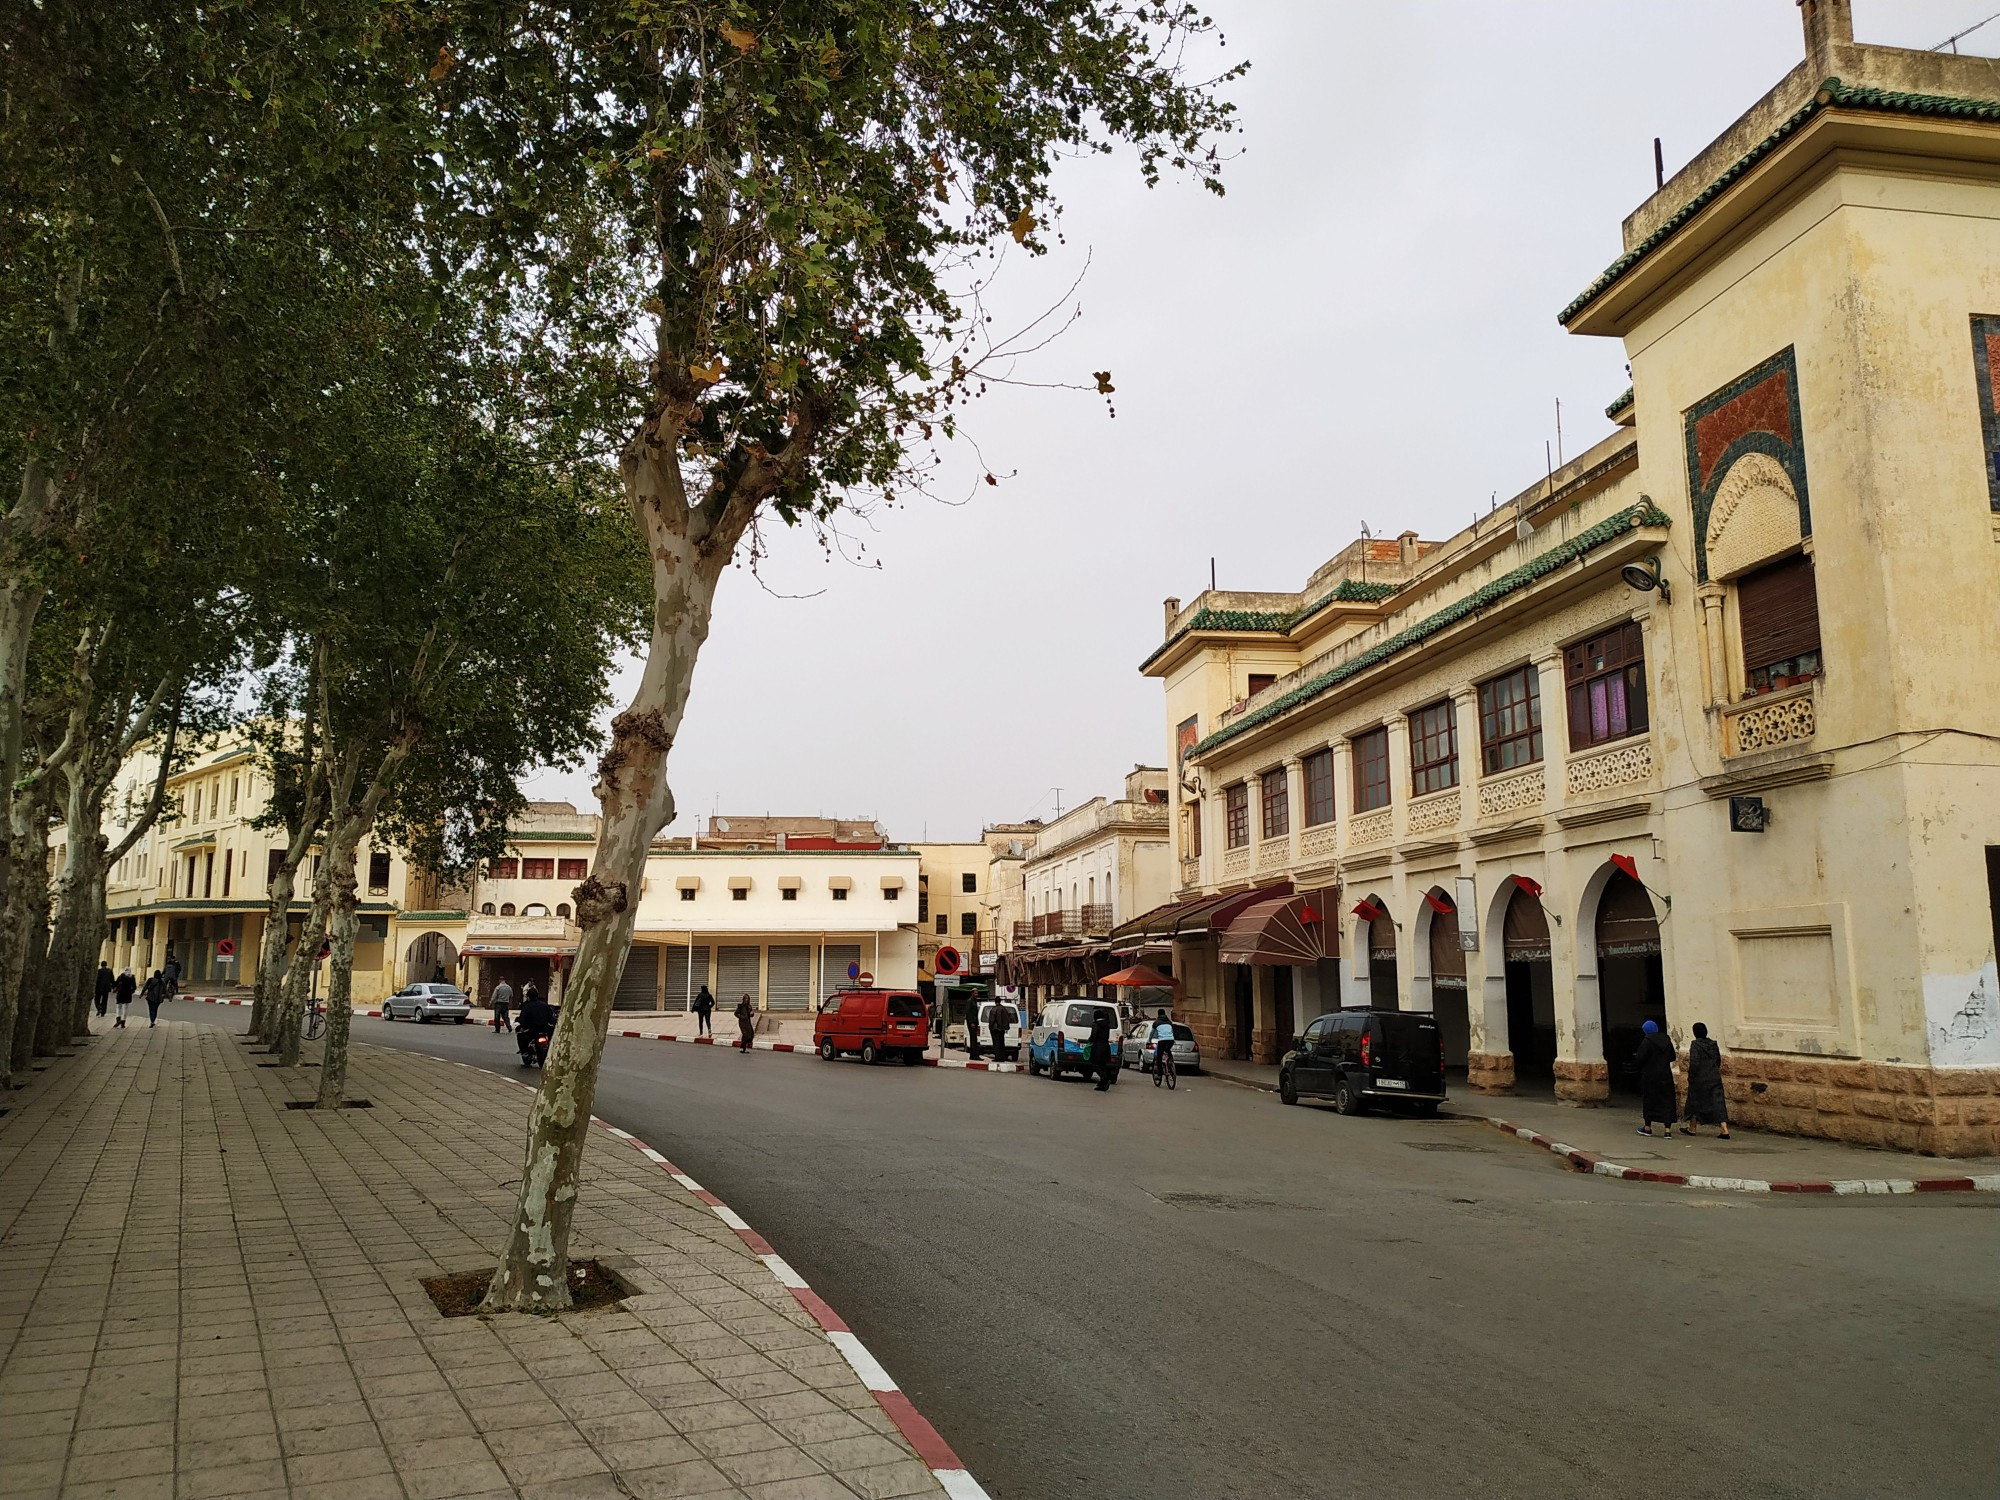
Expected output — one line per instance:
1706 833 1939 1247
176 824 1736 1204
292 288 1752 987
416 1012 428 1024
1026 1049 1040 1076
1048 1053 1063 1081
1334 1076 1364 1116
1279 1069 1299 1106
819 1038 838 1061
1107 1064 1120 1086
861 1040 878 1065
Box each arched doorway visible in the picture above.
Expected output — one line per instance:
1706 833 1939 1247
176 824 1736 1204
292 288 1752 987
1595 871 1664 1095
1367 902 1398 1010
1502 884 1556 1083
1425 890 1469 1068
403 931 459 985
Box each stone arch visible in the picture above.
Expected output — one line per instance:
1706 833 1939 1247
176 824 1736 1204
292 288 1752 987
499 902 516 917
403 930 459 984
1416 886 1469 1069
1704 452 1803 582
1347 896 1399 1010
523 902 550 917
1483 875 1556 1087
1577 859 1666 1097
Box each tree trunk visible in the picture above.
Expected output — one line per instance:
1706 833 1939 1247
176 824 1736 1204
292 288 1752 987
45 767 109 1044
315 832 361 1106
13 860 53 1074
0 795 51 1087
274 893 330 1068
250 861 296 1042
482 520 727 1314
0 459 56 933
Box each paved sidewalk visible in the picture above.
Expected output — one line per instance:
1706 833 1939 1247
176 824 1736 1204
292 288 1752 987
1202 1055 2000 1189
0 1022 958 1500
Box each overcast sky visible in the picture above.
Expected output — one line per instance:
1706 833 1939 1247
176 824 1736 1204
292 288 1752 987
522 0 1999 842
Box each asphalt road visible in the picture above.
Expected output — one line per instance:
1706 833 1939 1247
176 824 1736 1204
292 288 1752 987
181 1003 2000 1500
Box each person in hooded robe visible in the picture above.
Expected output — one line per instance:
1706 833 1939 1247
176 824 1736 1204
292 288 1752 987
1680 1021 1731 1138
1633 1018 1677 1137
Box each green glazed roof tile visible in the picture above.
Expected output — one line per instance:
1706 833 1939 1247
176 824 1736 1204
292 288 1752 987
1561 79 2000 325
1189 501 1671 759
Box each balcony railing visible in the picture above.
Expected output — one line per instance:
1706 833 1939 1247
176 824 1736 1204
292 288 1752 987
1032 910 1082 942
1080 904 1113 936
1013 921 1034 946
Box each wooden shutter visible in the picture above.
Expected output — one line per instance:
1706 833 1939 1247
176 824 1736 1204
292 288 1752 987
1737 555 1820 673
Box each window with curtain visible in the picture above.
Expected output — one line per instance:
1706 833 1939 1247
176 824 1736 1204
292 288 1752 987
1564 622 1650 750
1408 700 1459 794
1352 728 1391 812
1477 666 1543 774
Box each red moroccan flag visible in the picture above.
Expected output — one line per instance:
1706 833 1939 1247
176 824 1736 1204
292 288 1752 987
1351 898 1383 923
1610 853 1639 881
1511 874 1543 898
1423 891 1455 917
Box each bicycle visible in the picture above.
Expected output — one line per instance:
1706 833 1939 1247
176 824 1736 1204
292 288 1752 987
303 1001 326 1041
1152 1042 1177 1090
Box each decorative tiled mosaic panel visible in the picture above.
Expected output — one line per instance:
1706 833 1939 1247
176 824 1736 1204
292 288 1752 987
1683 347 1810 581
1974 315 2000 512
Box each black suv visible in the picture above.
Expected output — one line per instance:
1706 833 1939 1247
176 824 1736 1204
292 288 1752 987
1279 1009 1446 1115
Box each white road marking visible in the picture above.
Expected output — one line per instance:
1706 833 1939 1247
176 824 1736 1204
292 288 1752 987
828 1330 898 1392
760 1254 808 1288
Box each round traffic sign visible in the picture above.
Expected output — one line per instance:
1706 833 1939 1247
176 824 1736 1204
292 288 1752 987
935 946 961 975
217 938 237 958
847 961 860 980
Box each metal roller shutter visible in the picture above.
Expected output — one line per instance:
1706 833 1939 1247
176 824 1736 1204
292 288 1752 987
663 945 711 1009
766 946 810 1010
715 946 760 1007
614 945 661 1011
821 944 861 1000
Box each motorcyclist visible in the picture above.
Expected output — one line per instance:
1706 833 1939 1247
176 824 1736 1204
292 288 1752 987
516 988 557 1066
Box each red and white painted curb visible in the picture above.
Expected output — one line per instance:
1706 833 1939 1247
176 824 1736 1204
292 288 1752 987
1486 1118 2000 1195
587 1120 988 1496
441 1057 989 1499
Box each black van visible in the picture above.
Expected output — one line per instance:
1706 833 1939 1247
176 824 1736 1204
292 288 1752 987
1279 1009 1446 1115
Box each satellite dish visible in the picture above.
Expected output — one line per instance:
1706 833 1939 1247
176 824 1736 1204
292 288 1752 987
715 817 731 833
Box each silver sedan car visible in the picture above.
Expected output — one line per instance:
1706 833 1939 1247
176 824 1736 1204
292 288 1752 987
382 983 472 1023
1121 1019 1201 1076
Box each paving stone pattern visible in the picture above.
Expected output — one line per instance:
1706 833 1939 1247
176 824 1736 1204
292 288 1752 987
0 1023 946 1499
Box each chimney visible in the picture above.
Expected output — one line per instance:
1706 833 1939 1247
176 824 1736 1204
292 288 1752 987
1397 530 1420 567
1798 0 1852 65
1163 596 1181 633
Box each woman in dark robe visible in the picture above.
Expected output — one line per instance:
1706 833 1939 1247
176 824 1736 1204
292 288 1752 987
1633 1019 1677 1137
1680 1021 1731 1138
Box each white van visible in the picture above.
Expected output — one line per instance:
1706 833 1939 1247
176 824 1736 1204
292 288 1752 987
946 998 1023 1059
1027 996 1124 1081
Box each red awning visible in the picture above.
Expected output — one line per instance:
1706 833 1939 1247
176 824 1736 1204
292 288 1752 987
1218 891 1337 966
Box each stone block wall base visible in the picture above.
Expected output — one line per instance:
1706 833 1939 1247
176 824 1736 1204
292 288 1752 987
1188 1020 1234 1064
1723 1055 2000 1158
1553 1058 1611 1105
1466 1051 1515 1094
1250 1028 1286 1066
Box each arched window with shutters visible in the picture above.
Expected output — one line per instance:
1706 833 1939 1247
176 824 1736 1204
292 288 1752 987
1735 551 1821 696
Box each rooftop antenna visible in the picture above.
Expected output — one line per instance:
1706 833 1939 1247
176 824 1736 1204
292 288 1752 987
1653 136 1665 189
1053 788 1063 818
1209 557 1216 591
1555 398 1564 468
1932 11 2000 51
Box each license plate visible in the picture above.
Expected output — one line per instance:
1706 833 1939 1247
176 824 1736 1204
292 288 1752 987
1376 1078 1406 1090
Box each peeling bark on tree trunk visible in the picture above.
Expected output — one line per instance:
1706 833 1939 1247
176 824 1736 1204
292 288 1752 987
0 794 50 1088
314 836 360 1107
274 893 330 1068
250 862 295 1042
12 866 52 1077
481 486 734 1315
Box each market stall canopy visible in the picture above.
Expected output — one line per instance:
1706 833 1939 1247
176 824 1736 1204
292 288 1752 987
1218 890 1338 966
1096 963 1178 989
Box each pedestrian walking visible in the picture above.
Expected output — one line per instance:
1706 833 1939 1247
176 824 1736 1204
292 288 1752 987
1633 1018 1677 1137
734 993 756 1053
142 971 167 1027
1680 1021 1732 1139
162 954 181 998
491 978 514 1032
988 1001 1014 1061
113 968 136 1028
1089 1006 1117 1091
94 961 115 1017
694 984 715 1037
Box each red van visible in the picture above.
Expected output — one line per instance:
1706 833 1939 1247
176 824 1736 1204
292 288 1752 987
815 988 930 1065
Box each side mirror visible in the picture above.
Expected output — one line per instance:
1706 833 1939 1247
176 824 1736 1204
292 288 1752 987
1289 1035 1305 1052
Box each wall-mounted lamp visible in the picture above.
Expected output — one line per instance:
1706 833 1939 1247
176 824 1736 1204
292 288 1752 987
1620 555 1671 605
